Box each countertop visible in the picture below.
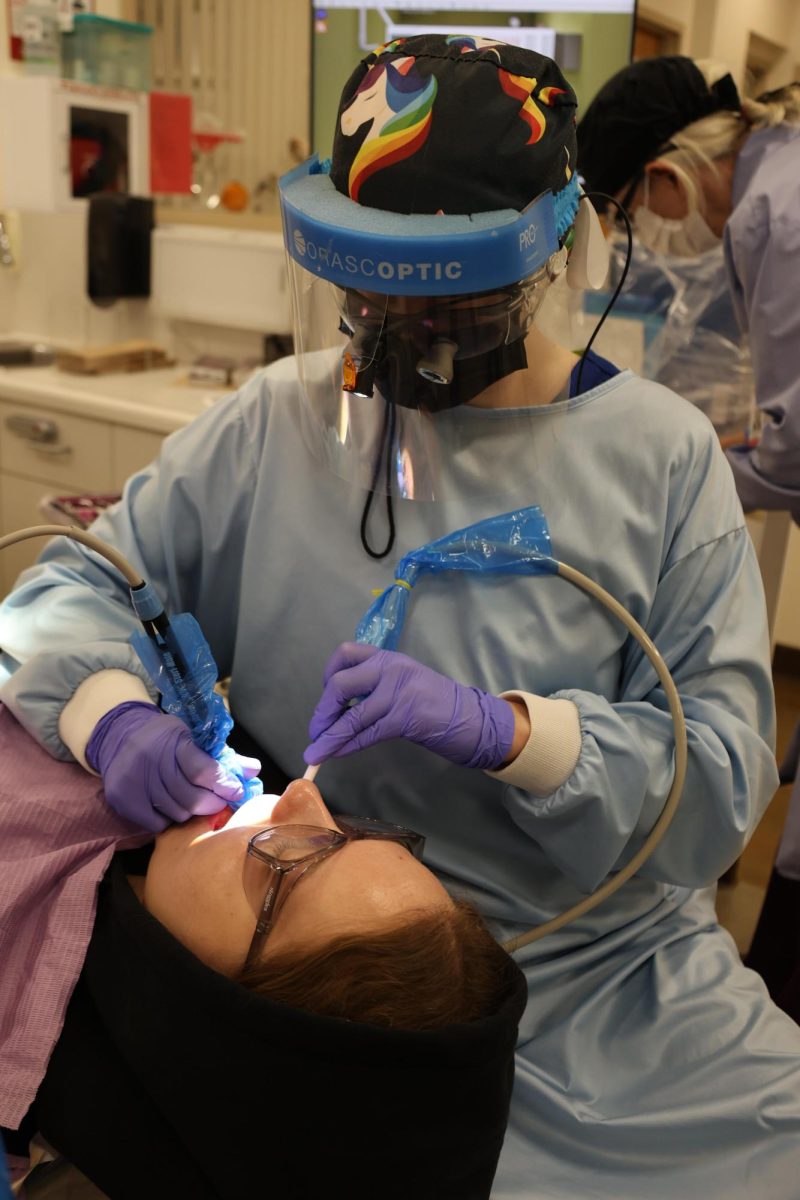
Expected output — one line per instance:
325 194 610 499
0 362 235 434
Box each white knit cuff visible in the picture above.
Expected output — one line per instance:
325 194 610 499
59 669 155 772
486 691 581 797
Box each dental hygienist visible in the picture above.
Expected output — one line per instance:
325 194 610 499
1 36 800 1198
576 57 800 522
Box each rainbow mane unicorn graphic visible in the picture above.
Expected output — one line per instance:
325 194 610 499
445 34 505 58
340 57 438 202
372 37 406 56
497 71 547 144
497 72 567 146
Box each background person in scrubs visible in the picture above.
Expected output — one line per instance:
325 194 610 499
577 55 800 1025
577 57 800 521
1 37 800 1197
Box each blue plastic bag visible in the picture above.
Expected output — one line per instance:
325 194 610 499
131 612 262 805
356 506 556 650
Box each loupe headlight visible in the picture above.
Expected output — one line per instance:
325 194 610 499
342 350 377 398
338 315 382 398
416 338 458 385
336 274 550 397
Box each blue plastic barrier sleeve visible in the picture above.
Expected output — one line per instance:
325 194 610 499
356 506 556 649
131 612 262 807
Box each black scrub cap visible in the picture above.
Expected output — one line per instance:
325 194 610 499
330 33 578 215
576 56 741 201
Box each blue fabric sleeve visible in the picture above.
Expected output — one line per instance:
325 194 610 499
0 376 264 759
503 438 778 893
723 172 800 521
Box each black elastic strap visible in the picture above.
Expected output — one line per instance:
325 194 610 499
575 193 633 396
359 399 397 560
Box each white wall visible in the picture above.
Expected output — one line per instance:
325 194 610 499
0 206 267 360
641 0 800 85
0 3 142 337
0 208 164 345
711 0 800 87
0 1 269 357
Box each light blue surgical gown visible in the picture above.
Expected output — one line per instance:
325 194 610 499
2 364 800 1198
724 123 800 522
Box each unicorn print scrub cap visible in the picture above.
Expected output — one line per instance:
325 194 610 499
276 35 585 504
331 34 578 215
279 34 582 300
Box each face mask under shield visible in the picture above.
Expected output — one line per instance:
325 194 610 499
279 157 581 500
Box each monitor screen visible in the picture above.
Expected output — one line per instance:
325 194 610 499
311 1 637 158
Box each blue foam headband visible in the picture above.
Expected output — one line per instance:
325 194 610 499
279 156 580 296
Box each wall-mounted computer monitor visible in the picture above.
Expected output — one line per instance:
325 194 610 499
311 2 637 158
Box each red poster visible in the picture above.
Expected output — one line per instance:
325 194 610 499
149 90 193 195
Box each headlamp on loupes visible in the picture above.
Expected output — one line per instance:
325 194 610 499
335 272 554 403
279 157 579 411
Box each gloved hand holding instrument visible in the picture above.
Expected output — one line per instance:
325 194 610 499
86 701 261 832
301 506 688 953
0 525 263 832
305 642 517 770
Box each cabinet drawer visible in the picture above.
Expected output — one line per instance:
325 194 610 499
0 402 114 491
0 474 75 596
112 426 165 489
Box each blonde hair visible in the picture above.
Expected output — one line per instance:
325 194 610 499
742 80 800 128
650 62 800 214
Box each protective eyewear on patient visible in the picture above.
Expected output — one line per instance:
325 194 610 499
243 816 425 964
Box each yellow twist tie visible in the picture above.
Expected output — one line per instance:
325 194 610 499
370 579 413 597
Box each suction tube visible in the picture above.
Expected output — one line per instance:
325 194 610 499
0 524 144 586
500 558 687 953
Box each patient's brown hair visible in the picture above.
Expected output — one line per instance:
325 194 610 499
236 899 512 1030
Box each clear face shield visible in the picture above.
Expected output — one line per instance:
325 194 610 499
280 158 581 500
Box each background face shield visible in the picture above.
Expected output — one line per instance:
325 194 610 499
287 253 558 500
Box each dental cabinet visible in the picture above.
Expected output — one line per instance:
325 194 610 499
0 365 228 595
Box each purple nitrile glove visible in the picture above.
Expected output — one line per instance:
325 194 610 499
86 701 261 833
305 642 515 770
